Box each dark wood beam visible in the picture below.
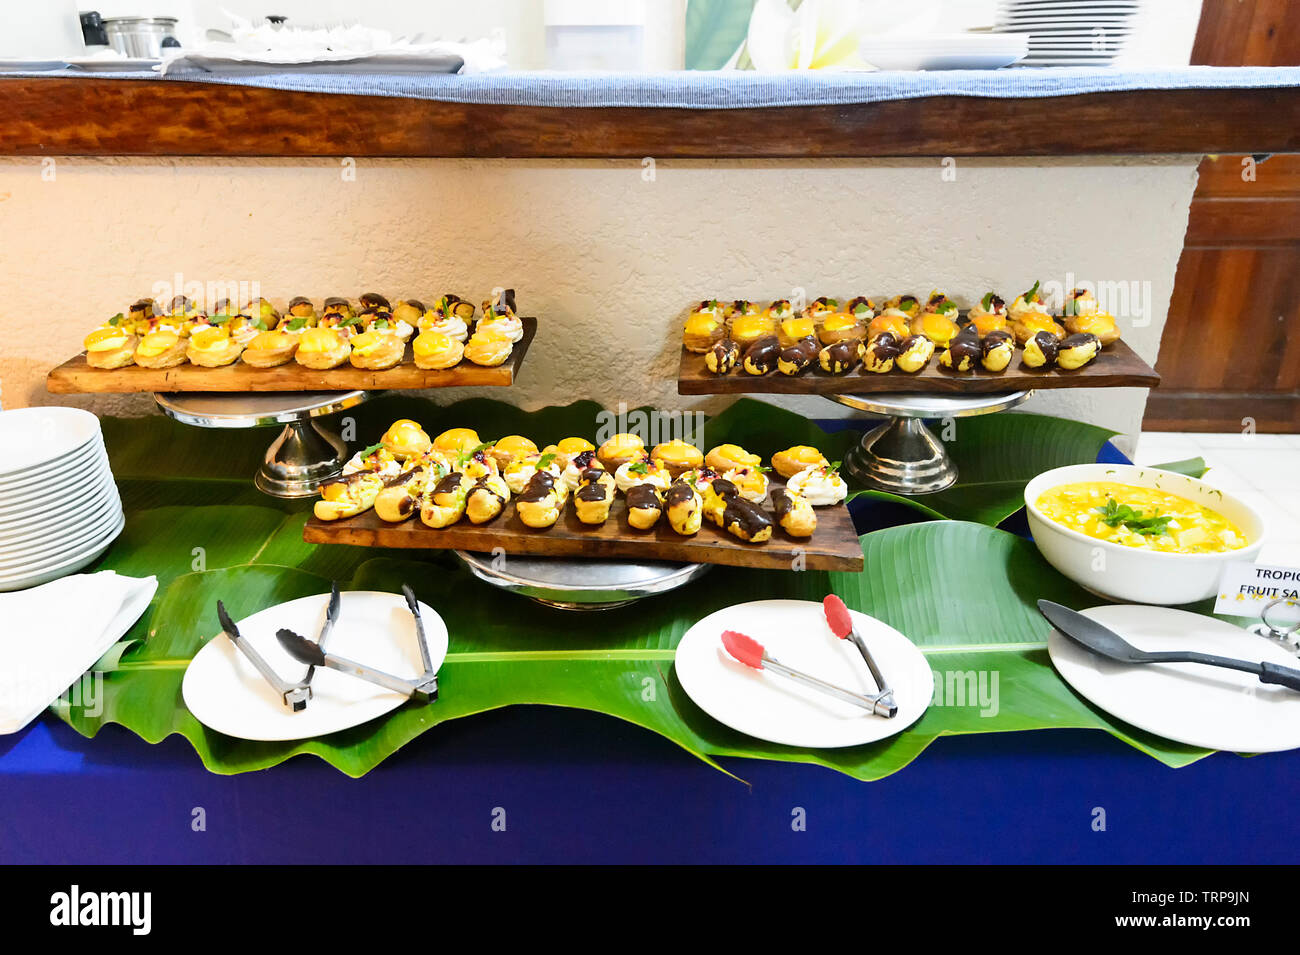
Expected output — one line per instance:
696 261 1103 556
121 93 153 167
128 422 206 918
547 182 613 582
4 78 1300 158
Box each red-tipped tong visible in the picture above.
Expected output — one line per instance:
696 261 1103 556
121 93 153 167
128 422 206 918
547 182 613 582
721 630 892 713
823 595 897 718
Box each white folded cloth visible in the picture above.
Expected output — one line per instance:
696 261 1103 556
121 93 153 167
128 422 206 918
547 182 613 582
0 571 157 734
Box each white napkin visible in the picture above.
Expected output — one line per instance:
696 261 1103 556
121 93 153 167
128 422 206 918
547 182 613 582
0 571 157 734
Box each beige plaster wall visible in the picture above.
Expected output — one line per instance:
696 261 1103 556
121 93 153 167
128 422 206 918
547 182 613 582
0 156 1198 452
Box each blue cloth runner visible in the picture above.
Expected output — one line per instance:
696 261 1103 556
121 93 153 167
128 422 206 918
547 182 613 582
8 66 1300 109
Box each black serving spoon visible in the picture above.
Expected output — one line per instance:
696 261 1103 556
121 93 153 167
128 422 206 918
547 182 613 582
1038 600 1300 692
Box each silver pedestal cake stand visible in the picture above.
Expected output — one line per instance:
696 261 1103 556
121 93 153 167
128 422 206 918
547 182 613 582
828 390 1033 495
155 390 377 498
455 550 713 611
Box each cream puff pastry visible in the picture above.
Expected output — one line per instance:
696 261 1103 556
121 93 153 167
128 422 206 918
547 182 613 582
412 330 464 370
294 327 351 369
348 330 405 370
84 326 138 369
464 329 512 367
240 329 299 368
133 329 188 369
186 326 244 367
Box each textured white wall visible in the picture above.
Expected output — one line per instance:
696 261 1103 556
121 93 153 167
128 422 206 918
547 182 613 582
0 156 1197 452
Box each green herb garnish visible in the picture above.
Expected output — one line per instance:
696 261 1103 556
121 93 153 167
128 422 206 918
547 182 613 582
208 314 231 325
286 316 309 332
1022 280 1041 303
536 452 557 469
628 461 650 475
358 442 384 459
981 292 995 311
853 303 870 316
107 313 124 327
1094 497 1173 536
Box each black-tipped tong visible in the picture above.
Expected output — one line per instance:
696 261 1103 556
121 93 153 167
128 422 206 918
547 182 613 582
274 583 439 704
217 582 340 711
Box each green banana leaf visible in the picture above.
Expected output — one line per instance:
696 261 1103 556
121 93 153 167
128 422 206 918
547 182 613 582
54 397 1215 779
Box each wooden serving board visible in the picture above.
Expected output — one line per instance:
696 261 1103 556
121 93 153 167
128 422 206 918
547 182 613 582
678 336 1159 396
303 479 863 573
46 318 535 394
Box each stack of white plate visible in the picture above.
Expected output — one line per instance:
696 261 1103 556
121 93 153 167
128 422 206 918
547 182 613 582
0 407 124 592
994 0 1138 66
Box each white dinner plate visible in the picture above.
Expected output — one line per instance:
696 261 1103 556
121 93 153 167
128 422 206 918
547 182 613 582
1048 605 1300 753
0 504 124 569
64 56 160 72
0 461 115 518
0 438 106 494
860 33 1028 71
0 407 102 476
182 591 448 742
0 510 124 578
674 599 932 748
0 514 124 592
0 490 120 544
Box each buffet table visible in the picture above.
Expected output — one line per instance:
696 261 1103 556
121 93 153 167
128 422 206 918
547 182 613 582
3 398 1295 863
3 453 1295 863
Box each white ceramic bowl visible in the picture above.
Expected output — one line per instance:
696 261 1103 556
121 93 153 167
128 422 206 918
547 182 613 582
1024 464 1265 605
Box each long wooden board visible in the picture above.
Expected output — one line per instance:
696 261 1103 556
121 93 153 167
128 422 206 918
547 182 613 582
46 318 535 394
678 336 1158 396
4 78 1300 158
303 478 863 573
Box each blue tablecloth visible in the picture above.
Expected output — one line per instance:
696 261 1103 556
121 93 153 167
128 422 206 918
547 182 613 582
7 65 1300 109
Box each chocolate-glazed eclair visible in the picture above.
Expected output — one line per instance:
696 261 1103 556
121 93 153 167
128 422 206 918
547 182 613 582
665 480 703 536
701 477 739 527
574 467 616 525
742 335 781 375
1056 332 1101 370
939 329 982 372
516 470 565 529
894 334 934 373
625 483 664 530
777 337 819 376
323 296 353 318
128 298 155 325
287 296 316 319
1021 330 1060 369
980 329 1016 373
819 339 863 374
359 292 391 312
721 497 774 543
441 294 476 322
862 332 900 374
375 464 440 523
770 487 817 538
420 471 469 528
466 474 510 524
705 338 739 375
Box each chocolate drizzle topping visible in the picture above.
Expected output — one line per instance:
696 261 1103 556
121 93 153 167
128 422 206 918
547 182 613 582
723 498 773 538
625 484 662 511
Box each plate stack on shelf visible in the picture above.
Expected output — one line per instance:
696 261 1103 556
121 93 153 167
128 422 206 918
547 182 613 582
994 0 1137 66
0 407 124 592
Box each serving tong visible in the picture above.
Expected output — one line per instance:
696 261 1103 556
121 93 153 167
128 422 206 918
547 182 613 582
216 581 437 711
275 583 439 704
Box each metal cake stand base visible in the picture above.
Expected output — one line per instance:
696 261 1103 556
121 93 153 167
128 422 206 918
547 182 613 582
455 550 713 611
827 390 1033 495
154 390 377 498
